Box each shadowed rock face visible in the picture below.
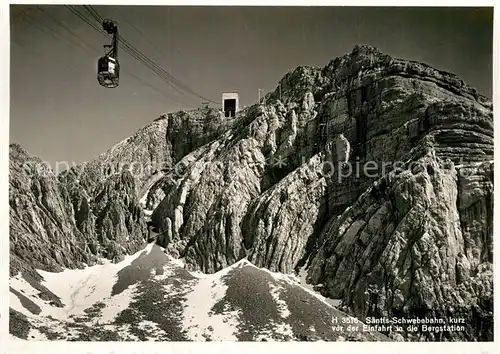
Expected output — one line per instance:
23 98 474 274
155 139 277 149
10 45 493 341
307 155 493 341
9 143 94 279
9 144 147 277
149 46 492 276
57 107 244 198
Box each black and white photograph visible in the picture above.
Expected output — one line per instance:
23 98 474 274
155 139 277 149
6 3 495 345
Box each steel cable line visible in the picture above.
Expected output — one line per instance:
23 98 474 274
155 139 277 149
79 5 219 105
64 5 198 106
83 5 103 24
117 65 198 108
117 16 217 105
117 15 212 101
120 15 168 65
35 5 97 52
18 9 92 53
66 5 197 103
29 7 197 107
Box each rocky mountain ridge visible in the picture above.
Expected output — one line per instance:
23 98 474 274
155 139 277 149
9 45 493 341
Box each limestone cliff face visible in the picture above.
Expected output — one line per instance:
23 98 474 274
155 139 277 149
9 144 148 277
89 171 148 261
9 144 94 279
57 107 240 199
10 45 493 341
307 155 493 341
145 46 493 340
10 107 241 277
148 46 492 277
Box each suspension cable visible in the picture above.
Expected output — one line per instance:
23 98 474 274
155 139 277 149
25 6 198 107
65 5 198 103
71 5 219 105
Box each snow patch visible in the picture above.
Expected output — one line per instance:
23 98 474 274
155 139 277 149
10 273 41 295
137 320 166 340
35 242 155 319
294 262 341 308
182 265 241 340
98 284 138 324
268 283 290 319
26 327 49 340
253 322 294 341
169 256 187 268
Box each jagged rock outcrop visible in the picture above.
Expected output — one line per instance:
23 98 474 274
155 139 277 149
57 116 170 198
307 154 493 341
58 107 241 199
9 144 95 278
242 153 333 273
10 45 493 341
90 171 148 261
9 144 148 276
147 45 492 276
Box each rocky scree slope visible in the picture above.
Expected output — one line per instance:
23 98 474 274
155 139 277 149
9 45 493 341
10 244 388 342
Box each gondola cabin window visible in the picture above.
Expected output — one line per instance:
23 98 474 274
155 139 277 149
108 60 116 74
98 57 108 72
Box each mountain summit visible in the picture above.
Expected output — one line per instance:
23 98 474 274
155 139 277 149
10 45 493 341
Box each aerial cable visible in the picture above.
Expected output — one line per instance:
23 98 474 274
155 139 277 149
19 10 94 54
35 6 97 52
118 33 219 104
120 16 172 69
119 16 218 104
18 8 191 106
71 5 219 105
118 40 199 101
66 5 196 101
83 5 103 24
124 70 198 108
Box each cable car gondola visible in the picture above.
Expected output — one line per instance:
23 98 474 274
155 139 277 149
97 19 120 88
